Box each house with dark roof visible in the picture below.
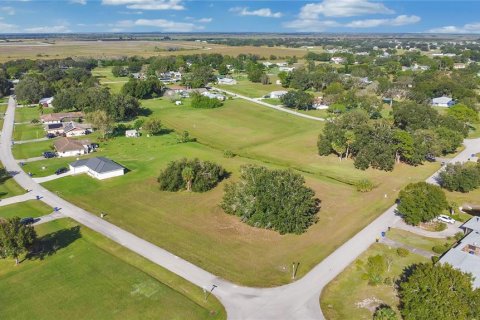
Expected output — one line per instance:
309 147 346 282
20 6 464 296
69 157 125 180
54 137 91 157
40 112 84 124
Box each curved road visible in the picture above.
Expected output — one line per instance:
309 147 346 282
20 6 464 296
2 97 479 319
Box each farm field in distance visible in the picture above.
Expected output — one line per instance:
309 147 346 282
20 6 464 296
30 96 441 287
0 218 225 320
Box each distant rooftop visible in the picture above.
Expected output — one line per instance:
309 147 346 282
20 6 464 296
70 157 124 174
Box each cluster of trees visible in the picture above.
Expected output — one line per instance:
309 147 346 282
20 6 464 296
0 69 11 97
398 263 480 320
121 77 164 99
318 102 468 171
439 162 480 193
54 86 141 121
280 90 314 110
158 158 226 192
182 65 216 88
0 217 37 265
190 92 223 109
397 182 449 225
221 165 320 234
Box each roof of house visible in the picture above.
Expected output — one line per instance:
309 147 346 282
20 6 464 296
125 129 138 134
440 230 480 288
63 121 91 133
47 123 63 130
462 217 480 232
70 157 125 174
432 96 453 103
54 137 89 153
39 97 53 104
40 112 84 123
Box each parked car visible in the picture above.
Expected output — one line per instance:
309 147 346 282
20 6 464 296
43 151 57 158
437 214 455 224
90 143 99 149
20 217 35 225
55 167 69 175
45 133 56 139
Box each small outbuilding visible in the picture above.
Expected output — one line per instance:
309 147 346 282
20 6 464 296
432 96 455 108
69 157 125 180
125 129 140 138
270 90 288 99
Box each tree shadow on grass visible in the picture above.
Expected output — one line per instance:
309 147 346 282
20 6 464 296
26 226 81 261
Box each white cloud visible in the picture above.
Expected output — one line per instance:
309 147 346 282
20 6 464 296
230 7 283 18
24 25 71 33
0 6 15 15
283 19 339 32
115 18 202 32
102 0 184 10
0 21 17 33
428 22 480 34
197 18 212 23
299 0 394 19
345 15 421 28
70 0 87 5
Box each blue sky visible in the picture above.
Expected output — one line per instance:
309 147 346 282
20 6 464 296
0 0 479 34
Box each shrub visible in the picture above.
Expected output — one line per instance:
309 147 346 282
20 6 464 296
176 131 196 143
373 305 397 320
190 92 223 109
431 256 440 264
30 118 40 124
158 158 226 193
433 222 447 232
432 245 447 254
454 232 465 241
223 149 235 158
221 165 320 234
356 178 375 192
396 247 410 257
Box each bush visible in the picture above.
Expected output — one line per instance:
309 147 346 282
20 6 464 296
433 222 447 232
176 131 196 143
158 158 226 193
223 150 235 158
190 92 223 109
373 305 397 320
356 178 375 192
396 247 410 257
432 245 447 254
30 118 40 124
221 165 320 234
454 232 465 241
431 256 440 264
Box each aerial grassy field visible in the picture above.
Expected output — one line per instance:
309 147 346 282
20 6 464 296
13 123 45 141
217 78 284 98
0 171 25 200
320 243 428 320
0 40 308 63
33 97 440 287
0 218 225 320
0 200 52 219
15 106 52 123
13 139 55 159
387 228 456 253
92 66 129 93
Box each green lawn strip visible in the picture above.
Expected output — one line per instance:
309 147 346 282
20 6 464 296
0 174 25 199
14 106 52 123
0 218 225 320
13 139 55 159
261 98 282 105
320 243 428 320
0 200 53 219
217 79 284 98
13 123 45 141
93 66 129 83
387 228 455 253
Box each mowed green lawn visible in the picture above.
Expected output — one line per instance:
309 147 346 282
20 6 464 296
13 123 45 141
0 171 25 199
36 97 439 286
0 200 52 219
15 106 52 123
217 79 284 98
13 139 56 159
321 243 428 320
0 218 225 320
93 66 128 93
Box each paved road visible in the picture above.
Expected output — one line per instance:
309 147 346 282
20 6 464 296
212 87 325 122
2 96 479 319
0 192 36 207
33 211 65 226
33 171 73 183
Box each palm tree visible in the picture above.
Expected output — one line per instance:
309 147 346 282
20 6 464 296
182 166 194 192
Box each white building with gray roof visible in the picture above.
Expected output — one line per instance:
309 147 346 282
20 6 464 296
69 157 125 180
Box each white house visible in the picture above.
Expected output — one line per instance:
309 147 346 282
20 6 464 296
69 157 125 180
279 66 295 72
202 91 226 101
269 90 288 99
125 129 139 138
63 122 93 137
39 97 54 108
217 77 237 85
453 63 467 70
432 97 455 107
54 137 91 158
331 57 345 64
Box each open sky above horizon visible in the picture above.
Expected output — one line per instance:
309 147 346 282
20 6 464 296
0 0 479 34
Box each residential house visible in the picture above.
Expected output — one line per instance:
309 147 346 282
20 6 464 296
270 90 288 99
163 85 207 98
39 97 54 108
331 57 345 64
159 71 182 83
202 91 226 101
54 137 91 158
453 63 467 70
45 121 92 137
440 217 480 288
40 112 84 124
279 66 295 72
217 77 237 85
69 157 125 180
432 96 455 108
125 129 140 138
